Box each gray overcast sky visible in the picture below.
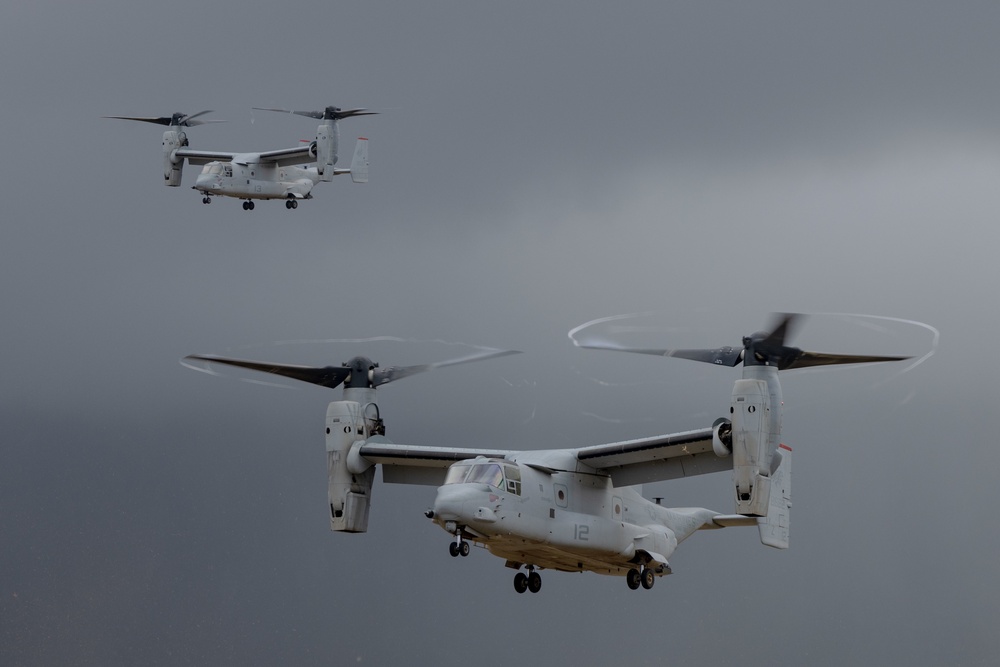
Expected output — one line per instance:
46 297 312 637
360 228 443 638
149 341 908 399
2 2 998 665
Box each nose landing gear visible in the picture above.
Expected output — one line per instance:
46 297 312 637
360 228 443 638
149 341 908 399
448 535 470 558
201 196 211 205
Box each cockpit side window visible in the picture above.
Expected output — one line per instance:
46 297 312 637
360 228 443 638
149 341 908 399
504 465 521 496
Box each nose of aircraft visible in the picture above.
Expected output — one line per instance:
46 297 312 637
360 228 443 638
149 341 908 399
431 484 486 524
194 173 217 192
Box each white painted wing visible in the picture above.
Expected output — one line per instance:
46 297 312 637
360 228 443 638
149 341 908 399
175 145 314 167
173 148 237 166
357 437 515 486
354 426 731 488
253 145 315 167
573 427 731 486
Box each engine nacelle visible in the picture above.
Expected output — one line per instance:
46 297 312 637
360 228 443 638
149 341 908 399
730 378 772 516
162 130 186 186
314 122 339 181
326 400 374 532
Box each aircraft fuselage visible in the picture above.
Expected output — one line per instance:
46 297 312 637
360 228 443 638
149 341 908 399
194 161 316 202
430 458 708 578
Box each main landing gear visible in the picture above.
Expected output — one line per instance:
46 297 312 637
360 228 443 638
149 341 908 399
241 200 255 211
626 567 656 591
284 199 299 210
513 568 542 594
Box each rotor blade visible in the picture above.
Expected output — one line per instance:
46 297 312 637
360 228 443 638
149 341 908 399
185 354 351 389
781 351 912 370
252 107 378 120
103 115 172 126
184 118 227 126
103 111 224 127
575 341 743 367
761 313 802 348
180 110 214 124
372 348 520 386
666 347 744 366
253 107 323 119
575 311 912 373
333 108 377 119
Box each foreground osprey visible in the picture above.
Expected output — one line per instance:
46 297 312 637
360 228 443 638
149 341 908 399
185 315 908 593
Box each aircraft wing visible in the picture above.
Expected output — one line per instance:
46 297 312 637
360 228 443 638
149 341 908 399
174 146 314 167
251 146 315 167
572 427 731 486
357 437 515 486
174 148 237 166
355 428 729 487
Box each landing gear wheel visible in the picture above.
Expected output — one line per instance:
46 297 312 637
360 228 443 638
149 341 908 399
513 572 528 594
285 200 294 209
459 541 470 557
626 568 641 590
641 568 655 590
448 542 460 558
527 571 542 593
291 200 298 209
202 197 211 204
247 200 255 210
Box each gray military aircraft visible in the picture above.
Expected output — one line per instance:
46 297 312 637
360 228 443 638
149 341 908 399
105 105 372 210
184 314 908 593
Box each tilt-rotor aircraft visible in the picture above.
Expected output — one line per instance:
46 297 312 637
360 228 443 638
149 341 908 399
185 315 908 594
105 106 373 210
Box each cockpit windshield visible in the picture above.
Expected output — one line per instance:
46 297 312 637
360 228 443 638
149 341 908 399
443 461 521 495
466 463 505 488
443 463 473 486
199 163 232 177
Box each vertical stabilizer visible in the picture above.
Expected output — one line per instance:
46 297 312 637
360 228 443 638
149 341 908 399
350 138 369 183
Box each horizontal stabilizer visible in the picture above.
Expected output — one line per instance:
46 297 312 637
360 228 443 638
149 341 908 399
711 514 757 528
